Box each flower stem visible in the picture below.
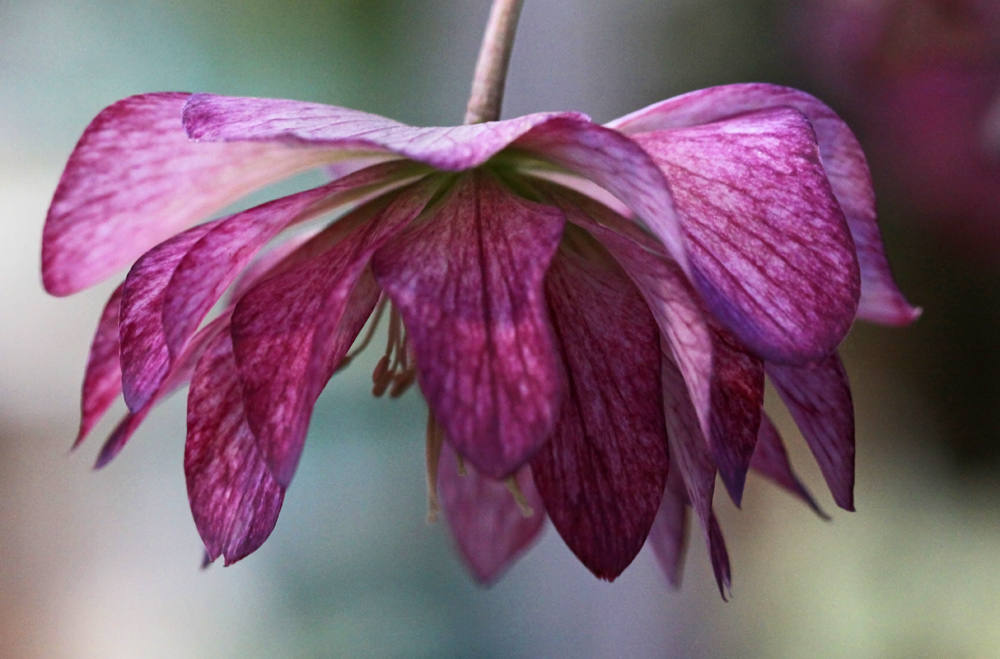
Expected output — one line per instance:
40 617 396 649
464 0 525 125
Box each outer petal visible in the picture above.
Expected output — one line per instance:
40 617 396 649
766 353 855 510
531 245 668 581
233 184 433 487
633 107 860 364
183 93 587 171
76 283 124 447
43 93 341 296
438 442 546 585
646 466 691 587
752 415 827 518
186 328 284 565
610 83 919 325
372 172 565 478
661 347 732 598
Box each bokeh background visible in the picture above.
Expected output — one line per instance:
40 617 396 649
3 0 1000 657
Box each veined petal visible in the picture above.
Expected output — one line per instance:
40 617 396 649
647 467 691 588
609 82 919 325
531 245 668 581
233 185 432 487
186 328 284 565
766 353 855 510
43 93 342 296
438 442 546 585
372 172 565 478
661 347 732 598
76 283 124 447
162 161 419 360
183 93 587 172
513 117 688 273
633 107 860 363
752 415 827 518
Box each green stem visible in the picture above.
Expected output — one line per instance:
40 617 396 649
464 0 525 124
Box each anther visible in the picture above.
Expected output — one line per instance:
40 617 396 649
504 477 534 517
389 369 417 398
371 355 392 397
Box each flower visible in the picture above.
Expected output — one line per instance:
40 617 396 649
43 83 917 591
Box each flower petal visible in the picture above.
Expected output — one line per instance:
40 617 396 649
234 186 432 487
646 467 691 587
76 283 124 447
438 442 546 585
632 107 860 363
752 414 828 518
514 117 688 273
185 328 284 565
609 82 919 326
661 348 732 598
766 352 855 510
183 93 587 171
531 245 668 581
372 172 565 478
43 93 340 296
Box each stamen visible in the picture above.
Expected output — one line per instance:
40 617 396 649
389 369 417 398
342 294 389 369
425 413 445 523
504 477 534 517
371 355 392 397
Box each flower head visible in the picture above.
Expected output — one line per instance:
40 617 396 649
44 82 917 591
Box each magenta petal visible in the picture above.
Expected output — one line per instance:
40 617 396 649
752 415 828 518
438 442 546 585
43 93 339 296
766 353 855 510
234 187 431 487
646 467 690 587
514 118 688 273
531 247 668 581
610 82 919 326
633 107 860 363
661 349 732 597
186 329 284 565
707 328 764 507
119 223 214 412
183 93 587 172
372 173 565 478
76 283 124 447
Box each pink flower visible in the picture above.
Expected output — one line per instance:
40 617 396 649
43 84 916 591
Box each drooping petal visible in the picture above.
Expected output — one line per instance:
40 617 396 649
372 172 565 479
646 467 691 587
632 107 860 364
234 185 433 487
76 283 124 447
186 328 284 565
161 161 419 359
514 117 688 273
766 353 855 510
752 415 828 518
609 82 919 325
531 244 668 581
43 93 342 296
438 442 546 585
183 93 587 171
661 347 732 597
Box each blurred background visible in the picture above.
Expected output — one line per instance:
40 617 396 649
2 0 1000 656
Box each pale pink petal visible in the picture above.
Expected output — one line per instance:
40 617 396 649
76 283 124 447
752 415 828 518
647 467 690 587
43 93 342 296
633 107 860 363
514 118 688 273
186 328 284 565
766 352 855 510
661 348 732 598
610 82 919 325
372 173 565 479
183 93 586 171
438 442 546 585
234 185 432 487
531 247 668 582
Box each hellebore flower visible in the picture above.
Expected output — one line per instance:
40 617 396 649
43 82 917 591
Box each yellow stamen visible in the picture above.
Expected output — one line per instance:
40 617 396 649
504 477 534 518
